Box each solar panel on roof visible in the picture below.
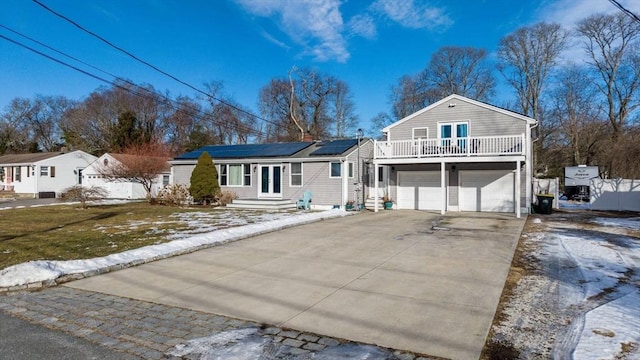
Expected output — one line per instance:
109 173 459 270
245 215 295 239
309 139 359 156
175 142 313 160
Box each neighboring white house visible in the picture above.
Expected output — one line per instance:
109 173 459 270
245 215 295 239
0 150 97 198
373 94 537 217
83 153 171 199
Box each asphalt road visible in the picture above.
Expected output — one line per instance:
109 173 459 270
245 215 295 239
0 311 138 360
0 197 65 209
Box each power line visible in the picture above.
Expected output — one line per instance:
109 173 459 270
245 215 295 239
608 0 640 23
31 0 281 129
0 30 266 138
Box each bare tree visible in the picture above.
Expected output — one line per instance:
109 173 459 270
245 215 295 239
369 112 394 139
576 12 640 141
389 74 436 120
0 98 35 154
97 142 170 203
330 80 359 138
497 22 570 174
60 185 108 209
421 46 496 102
62 80 168 154
258 68 358 141
389 46 495 121
551 65 606 166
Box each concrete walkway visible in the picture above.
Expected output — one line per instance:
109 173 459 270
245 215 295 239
67 210 525 359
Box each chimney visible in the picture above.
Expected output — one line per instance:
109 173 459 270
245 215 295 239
302 133 313 142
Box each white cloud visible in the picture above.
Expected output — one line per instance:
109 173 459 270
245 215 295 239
533 0 640 65
371 0 453 31
535 0 640 29
234 0 349 62
348 14 377 39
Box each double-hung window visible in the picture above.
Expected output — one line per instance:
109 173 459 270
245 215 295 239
220 164 251 186
290 163 303 186
439 122 468 149
330 162 341 178
412 127 428 140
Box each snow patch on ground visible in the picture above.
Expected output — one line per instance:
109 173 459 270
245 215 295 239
166 328 395 360
490 212 640 359
0 209 349 288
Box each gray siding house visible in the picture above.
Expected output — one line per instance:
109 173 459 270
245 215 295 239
171 139 373 209
373 94 537 217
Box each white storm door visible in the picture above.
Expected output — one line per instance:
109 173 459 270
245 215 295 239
259 165 282 198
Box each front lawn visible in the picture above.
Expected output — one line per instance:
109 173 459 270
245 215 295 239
0 202 296 270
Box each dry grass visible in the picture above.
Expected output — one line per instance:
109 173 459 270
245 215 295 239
0 202 219 269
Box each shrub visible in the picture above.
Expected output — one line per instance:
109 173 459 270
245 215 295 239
157 184 191 206
215 190 238 206
189 152 220 204
60 185 108 209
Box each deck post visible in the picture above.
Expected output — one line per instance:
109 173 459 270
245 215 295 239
516 160 521 218
374 163 379 212
441 161 446 215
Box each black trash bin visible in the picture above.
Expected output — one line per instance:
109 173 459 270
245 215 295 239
536 194 554 214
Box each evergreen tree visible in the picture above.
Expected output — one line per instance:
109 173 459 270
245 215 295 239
189 152 219 204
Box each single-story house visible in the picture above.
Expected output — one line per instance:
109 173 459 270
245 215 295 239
171 138 373 209
0 150 97 198
83 153 171 199
372 94 537 217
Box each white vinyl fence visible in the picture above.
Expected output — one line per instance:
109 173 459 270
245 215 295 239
533 177 560 209
590 178 640 212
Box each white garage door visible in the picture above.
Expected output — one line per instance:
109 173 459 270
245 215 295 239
397 171 444 210
460 170 514 212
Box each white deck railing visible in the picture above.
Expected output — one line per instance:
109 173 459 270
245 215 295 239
374 134 525 159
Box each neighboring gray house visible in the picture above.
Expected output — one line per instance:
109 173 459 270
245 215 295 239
171 139 373 209
0 150 97 198
373 94 537 217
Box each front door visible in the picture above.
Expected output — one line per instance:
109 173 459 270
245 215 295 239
259 165 282 198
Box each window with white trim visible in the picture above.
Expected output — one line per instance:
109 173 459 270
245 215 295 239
330 162 341 178
290 163 303 186
40 166 49 177
220 164 251 186
438 122 469 148
162 175 170 186
348 162 354 178
412 127 428 140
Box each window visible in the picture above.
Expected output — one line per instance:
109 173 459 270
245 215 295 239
330 162 341 178
40 166 49 177
14 167 21 182
290 163 303 187
412 127 428 140
220 164 250 186
244 164 251 186
439 122 468 148
163 175 170 186
348 162 354 178
378 166 384 181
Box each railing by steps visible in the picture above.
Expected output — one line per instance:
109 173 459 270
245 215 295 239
374 134 525 159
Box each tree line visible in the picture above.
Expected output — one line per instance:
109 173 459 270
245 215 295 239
1 12 638 178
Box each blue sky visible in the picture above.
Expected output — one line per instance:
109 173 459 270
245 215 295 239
1 0 638 136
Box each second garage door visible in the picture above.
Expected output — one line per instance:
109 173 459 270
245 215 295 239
397 171 444 210
459 170 514 212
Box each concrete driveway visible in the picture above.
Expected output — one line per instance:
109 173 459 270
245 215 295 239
67 210 525 359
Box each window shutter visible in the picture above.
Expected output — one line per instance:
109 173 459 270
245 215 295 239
50 166 56 177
